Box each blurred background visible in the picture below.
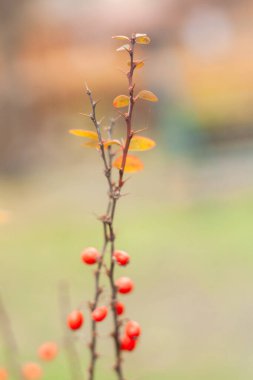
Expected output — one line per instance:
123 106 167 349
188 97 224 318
1 0 253 379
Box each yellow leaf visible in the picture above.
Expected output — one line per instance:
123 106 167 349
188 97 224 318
116 44 130 52
69 129 98 140
135 33 151 45
112 35 130 41
82 140 99 149
137 90 158 102
129 136 156 151
103 139 122 149
113 95 130 108
127 60 144 69
113 154 144 173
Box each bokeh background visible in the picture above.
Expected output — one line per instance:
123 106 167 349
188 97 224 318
1 0 253 379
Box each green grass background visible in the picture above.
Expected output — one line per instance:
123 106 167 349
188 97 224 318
0 153 253 380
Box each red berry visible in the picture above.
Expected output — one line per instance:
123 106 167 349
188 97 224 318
115 277 134 294
125 320 141 339
113 250 130 266
92 306 108 322
22 363 42 380
38 342 58 361
114 301 125 315
120 335 137 351
67 310 84 330
81 247 100 265
0 368 8 380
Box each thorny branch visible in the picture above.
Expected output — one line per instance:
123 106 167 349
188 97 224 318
86 35 138 380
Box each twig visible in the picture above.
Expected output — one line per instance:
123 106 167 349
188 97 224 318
85 83 113 197
85 93 112 380
117 35 136 189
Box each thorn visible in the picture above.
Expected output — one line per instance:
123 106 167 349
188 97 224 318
113 114 122 123
115 110 126 119
98 116 105 124
94 352 99 360
79 112 91 118
123 176 132 184
120 192 130 198
113 364 119 372
98 286 103 295
85 82 91 95
92 211 100 220
98 214 110 223
94 99 101 106
133 127 149 134
103 263 110 276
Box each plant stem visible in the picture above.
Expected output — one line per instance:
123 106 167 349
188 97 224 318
86 36 137 380
88 237 108 380
86 91 112 380
118 37 136 188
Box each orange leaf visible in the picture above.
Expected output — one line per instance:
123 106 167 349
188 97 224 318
112 35 130 41
135 33 151 45
129 136 156 151
128 60 144 69
137 90 158 102
113 95 130 108
103 139 122 149
113 154 144 173
116 44 130 52
69 129 98 140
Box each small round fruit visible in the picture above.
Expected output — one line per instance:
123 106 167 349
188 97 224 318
120 335 137 351
92 306 108 322
0 368 8 380
113 250 130 266
115 277 134 294
81 247 100 265
67 310 84 330
22 363 42 380
125 320 141 339
114 301 125 315
38 342 58 361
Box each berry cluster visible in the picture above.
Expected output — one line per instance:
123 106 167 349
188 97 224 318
121 321 141 351
67 247 141 353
